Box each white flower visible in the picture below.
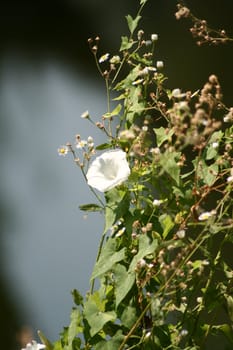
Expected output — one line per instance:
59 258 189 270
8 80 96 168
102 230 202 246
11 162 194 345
76 140 87 149
110 55 121 64
172 88 182 97
151 33 158 42
58 145 69 156
227 168 233 183
119 129 135 141
21 340 45 350
171 88 186 99
153 199 162 206
80 110 89 119
176 229 186 239
86 149 130 192
156 60 164 69
132 78 144 85
198 210 216 221
99 53 110 63
212 142 219 148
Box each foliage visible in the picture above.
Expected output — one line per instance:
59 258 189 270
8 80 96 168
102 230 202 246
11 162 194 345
48 0 233 349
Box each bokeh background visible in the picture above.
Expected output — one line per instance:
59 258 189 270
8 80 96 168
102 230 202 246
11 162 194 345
0 0 232 349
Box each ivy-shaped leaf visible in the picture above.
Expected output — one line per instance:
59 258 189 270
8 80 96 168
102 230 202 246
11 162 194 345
103 104 122 119
154 127 174 147
113 263 135 307
94 330 125 350
68 308 82 347
159 150 181 185
159 214 174 239
104 188 130 233
120 36 136 51
121 305 137 328
91 238 126 279
129 235 158 272
84 294 116 337
126 14 142 35
193 158 219 186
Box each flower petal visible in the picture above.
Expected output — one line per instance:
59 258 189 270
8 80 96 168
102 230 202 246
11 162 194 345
86 150 130 192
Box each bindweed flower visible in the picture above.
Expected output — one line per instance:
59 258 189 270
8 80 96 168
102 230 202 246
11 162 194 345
21 340 45 350
86 149 130 192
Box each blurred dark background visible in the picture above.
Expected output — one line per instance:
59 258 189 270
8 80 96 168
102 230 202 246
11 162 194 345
0 1 232 349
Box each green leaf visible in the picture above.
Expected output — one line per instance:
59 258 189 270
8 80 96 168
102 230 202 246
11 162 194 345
120 36 135 51
94 330 125 350
129 235 158 272
126 85 145 124
38 330 54 350
159 150 181 185
212 324 233 344
71 289 83 306
126 14 141 35
206 130 223 160
104 188 130 233
95 143 112 151
103 104 122 119
159 214 174 239
79 203 103 212
121 305 137 328
113 264 135 307
206 146 218 160
91 238 126 280
154 127 174 147
68 308 82 347
84 294 116 337
114 65 141 90
225 294 233 323
193 159 219 186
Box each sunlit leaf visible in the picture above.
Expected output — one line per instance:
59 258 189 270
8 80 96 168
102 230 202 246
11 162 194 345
126 14 142 35
113 264 135 307
129 235 158 272
94 330 125 350
91 238 126 279
68 308 82 346
95 143 112 151
120 36 136 51
121 305 137 328
159 150 181 185
159 214 174 239
103 104 122 119
84 295 116 337
154 127 174 147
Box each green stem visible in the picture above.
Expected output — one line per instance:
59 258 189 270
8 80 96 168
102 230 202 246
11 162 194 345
90 230 107 294
111 0 148 85
119 227 209 349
